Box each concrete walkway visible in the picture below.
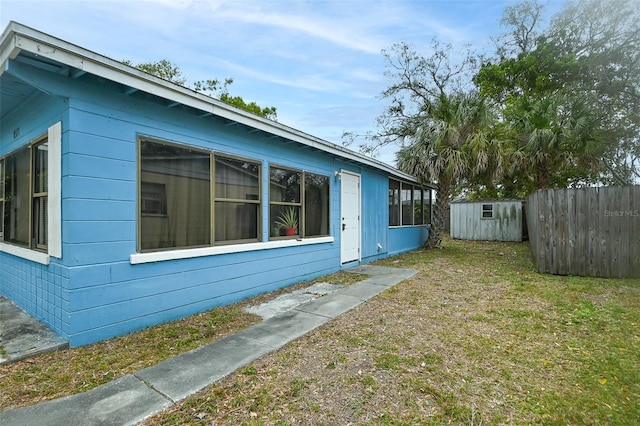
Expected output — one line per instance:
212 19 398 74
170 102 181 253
0 265 417 426
0 296 68 365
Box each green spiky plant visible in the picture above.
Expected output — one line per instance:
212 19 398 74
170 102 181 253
275 207 298 231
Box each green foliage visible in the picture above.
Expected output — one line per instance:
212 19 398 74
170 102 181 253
220 93 277 121
377 0 639 206
474 0 639 194
376 41 503 244
123 59 277 120
274 207 298 230
122 58 186 85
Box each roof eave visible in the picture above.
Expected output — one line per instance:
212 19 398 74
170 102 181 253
1 21 426 184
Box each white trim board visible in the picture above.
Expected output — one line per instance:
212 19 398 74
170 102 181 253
131 236 334 265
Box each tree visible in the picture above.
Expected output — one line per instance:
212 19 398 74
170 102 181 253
509 93 605 190
549 0 640 184
395 92 501 246
493 0 544 57
123 59 277 120
373 41 503 247
475 0 640 193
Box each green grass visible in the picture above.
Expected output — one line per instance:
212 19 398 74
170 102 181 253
0 270 368 412
4 238 639 425
141 238 639 425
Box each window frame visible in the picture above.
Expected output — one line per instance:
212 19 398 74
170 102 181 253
137 136 264 253
303 171 330 238
482 203 494 219
268 164 330 240
401 182 414 226
31 139 49 251
213 152 262 245
388 179 400 226
138 138 212 252
0 122 71 264
388 178 432 227
0 135 49 252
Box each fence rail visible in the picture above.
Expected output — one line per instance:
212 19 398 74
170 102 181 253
526 186 640 278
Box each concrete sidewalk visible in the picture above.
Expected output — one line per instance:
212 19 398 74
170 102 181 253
0 265 417 426
0 296 68 365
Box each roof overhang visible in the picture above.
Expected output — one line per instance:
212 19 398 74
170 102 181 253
0 21 433 187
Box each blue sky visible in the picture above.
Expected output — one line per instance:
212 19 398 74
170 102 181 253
1 0 561 165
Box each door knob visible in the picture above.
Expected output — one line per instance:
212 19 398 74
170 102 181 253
342 223 346 231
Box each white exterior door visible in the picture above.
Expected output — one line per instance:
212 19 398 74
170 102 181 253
340 170 361 264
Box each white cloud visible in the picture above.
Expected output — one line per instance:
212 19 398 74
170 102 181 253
1 0 519 168
206 8 382 54
205 56 352 93
184 0 453 55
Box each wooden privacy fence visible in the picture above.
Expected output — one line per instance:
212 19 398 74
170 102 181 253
526 186 640 278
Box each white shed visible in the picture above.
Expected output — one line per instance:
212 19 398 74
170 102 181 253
450 200 526 242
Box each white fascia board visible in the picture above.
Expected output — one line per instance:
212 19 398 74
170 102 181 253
0 35 22 77
2 22 422 183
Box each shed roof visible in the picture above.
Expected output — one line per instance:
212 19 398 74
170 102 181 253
0 21 434 188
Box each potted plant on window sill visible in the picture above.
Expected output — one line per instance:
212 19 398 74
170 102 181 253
276 207 298 236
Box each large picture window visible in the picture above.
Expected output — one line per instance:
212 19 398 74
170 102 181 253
388 178 431 226
139 140 211 251
1 138 48 251
269 166 329 238
138 138 262 252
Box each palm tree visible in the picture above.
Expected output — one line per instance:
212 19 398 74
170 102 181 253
396 91 502 247
509 93 605 191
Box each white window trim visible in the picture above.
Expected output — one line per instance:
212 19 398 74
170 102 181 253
130 236 334 265
0 241 50 265
48 121 62 258
0 121 61 265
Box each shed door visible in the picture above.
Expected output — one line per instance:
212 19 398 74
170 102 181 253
340 171 361 264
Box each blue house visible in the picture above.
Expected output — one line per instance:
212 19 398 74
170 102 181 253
0 22 434 347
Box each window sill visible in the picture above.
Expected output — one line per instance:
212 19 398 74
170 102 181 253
130 236 335 265
0 242 50 265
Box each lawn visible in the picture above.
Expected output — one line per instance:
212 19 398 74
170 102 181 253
2 239 639 425
141 239 640 425
0 271 366 412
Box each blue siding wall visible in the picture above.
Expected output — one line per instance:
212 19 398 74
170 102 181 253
1 61 429 346
389 226 429 256
58 86 351 345
0 92 69 336
0 255 69 336
359 169 390 262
